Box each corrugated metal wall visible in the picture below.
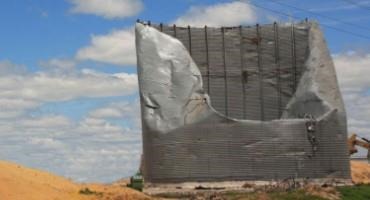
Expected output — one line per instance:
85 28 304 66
153 23 309 120
143 112 349 182
137 21 350 183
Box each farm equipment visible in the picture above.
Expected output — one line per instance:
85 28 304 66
127 172 143 191
348 133 370 160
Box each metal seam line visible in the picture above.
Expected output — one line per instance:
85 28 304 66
274 22 282 117
256 24 265 121
221 27 229 117
291 23 297 92
205 25 211 95
188 25 192 56
173 24 177 37
239 25 247 119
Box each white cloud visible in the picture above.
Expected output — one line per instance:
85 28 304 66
0 98 39 111
88 100 141 129
334 53 370 93
0 110 26 119
76 28 136 66
63 143 141 182
78 100 142 136
0 60 27 75
90 107 123 118
77 117 123 134
0 69 138 102
334 52 370 147
69 0 143 19
0 60 138 123
75 2 258 66
28 137 65 149
39 58 76 71
0 43 142 182
89 101 139 119
174 1 257 27
0 108 142 182
20 115 72 128
0 98 40 119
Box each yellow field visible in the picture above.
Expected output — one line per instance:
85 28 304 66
0 160 150 200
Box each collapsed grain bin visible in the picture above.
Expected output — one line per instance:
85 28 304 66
135 20 351 187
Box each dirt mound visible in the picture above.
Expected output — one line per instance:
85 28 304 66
0 160 150 200
351 160 370 184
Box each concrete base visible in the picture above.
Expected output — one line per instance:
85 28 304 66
144 178 353 197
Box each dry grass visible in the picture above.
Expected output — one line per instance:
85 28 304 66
0 160 150 200
351 160 370 184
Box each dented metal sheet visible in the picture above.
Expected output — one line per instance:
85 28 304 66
135 21 350 184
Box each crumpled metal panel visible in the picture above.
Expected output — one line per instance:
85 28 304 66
135 21 350 183
153 23 310 121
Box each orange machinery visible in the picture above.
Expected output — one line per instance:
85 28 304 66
348 134 370 160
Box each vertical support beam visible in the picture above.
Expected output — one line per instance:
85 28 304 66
188 25 192 56
291 23 297 92
173 24 177 37
256 24 265 121
204 25 211 95
221 27 228 117
274 22 282 117
239 25 247 119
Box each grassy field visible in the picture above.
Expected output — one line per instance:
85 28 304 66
337 184 370 200
161 184 370 200
219 184 370 200
222 190 327 200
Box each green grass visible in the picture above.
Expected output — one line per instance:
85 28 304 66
338 184 370 200
220 191 256 200
222 190 326 200
223 185 370 200
154 184 370 200
269 190 327 200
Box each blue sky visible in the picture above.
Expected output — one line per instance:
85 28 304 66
1 0 370 66
0 0 370 182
